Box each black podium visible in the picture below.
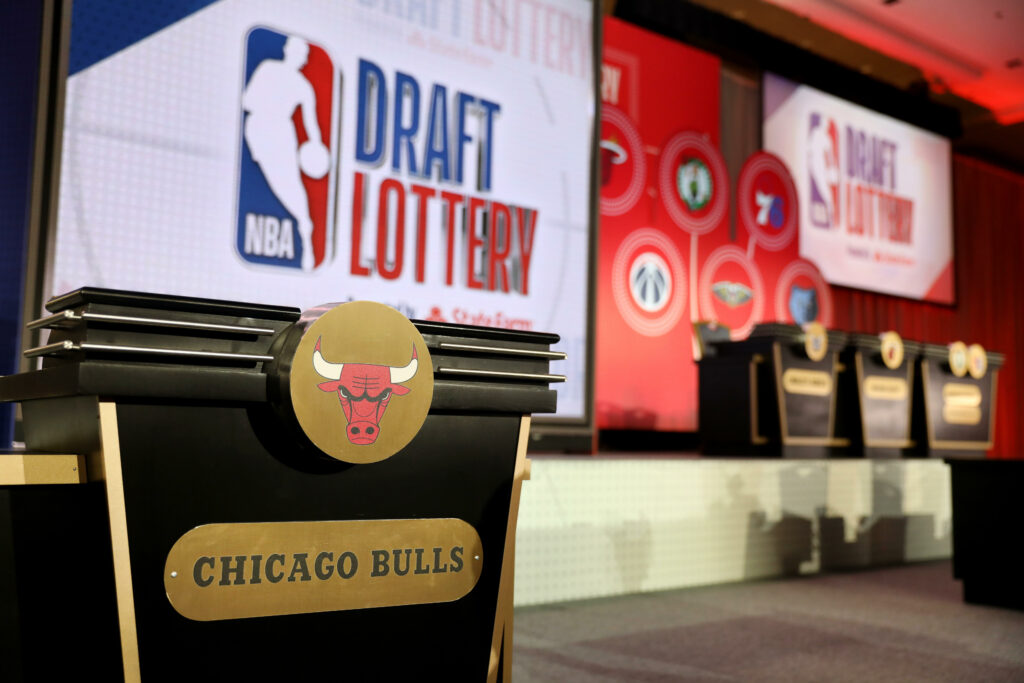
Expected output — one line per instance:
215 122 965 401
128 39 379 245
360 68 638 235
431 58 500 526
1 288 563 682
840 332 921 458
914 342 1002 459
699 323 850 457
947 460 1024 610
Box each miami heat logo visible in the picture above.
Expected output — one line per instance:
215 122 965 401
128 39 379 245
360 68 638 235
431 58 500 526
236 27 338 272
879 331 904 370
289 302 433 464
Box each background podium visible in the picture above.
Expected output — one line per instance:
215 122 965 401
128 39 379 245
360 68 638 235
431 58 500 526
699 323 850 457
1 288 562 681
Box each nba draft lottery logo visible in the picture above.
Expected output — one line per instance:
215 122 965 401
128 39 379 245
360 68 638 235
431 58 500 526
236 27 337 272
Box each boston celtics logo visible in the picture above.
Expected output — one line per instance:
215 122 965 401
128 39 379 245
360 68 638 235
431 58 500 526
677 157 713 211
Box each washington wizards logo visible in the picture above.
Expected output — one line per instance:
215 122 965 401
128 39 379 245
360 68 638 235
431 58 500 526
629 252 672 313
236 27 338 272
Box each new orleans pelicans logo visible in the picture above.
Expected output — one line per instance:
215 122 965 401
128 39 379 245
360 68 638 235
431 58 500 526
804 322 828 362
290 302 433 464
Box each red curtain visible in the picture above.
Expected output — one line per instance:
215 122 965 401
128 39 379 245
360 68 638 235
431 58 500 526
830 155 1024 458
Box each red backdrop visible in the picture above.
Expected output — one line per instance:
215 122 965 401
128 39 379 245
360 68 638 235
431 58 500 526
830 155 1024 459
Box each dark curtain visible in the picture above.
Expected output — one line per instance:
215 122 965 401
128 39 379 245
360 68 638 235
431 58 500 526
830 155 1024 459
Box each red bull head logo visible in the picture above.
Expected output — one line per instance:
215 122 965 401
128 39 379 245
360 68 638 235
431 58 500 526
312 338 418 445
289 301 433 464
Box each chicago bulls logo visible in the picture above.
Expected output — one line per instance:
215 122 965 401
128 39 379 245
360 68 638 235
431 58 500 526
288 301 433 464
312 338 418 445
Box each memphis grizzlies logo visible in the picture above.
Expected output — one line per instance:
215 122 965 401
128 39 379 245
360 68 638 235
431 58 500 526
236 27 338 271
789 285 819 325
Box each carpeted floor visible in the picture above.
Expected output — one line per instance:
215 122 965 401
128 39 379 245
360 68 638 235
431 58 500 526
513 561 1024 682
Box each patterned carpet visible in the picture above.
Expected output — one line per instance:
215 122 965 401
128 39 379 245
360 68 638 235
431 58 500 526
513 561 1024 682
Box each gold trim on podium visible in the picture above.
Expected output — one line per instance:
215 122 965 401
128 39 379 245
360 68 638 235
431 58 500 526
488 416 531 683
97 403 142 683
0 453 86 485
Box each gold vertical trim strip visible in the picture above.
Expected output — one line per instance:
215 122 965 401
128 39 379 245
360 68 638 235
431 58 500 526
749 354 768 445
98 403 141 683
772 343 789 442
826 350 838 440
855 352 868 445
487 416 531 683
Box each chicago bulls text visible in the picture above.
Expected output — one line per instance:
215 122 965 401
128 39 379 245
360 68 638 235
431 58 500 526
192 546 465 586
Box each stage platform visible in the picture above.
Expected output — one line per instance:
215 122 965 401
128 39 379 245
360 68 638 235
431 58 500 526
514 456 952 606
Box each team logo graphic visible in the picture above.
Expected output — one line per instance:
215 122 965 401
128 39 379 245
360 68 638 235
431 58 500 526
804 322 828 362
699 245 765 339
600 138 628 187
290 302 433 464
967 343 987 379
600 106 646 216
737 151 799 251
677 158 712 211
774 259 833 327
312 338 418 446
236 27 338 272
629 252 672 313
658 132 729 235
807 112 840 230
612 229 687 337
788 285 819 326
711 281 752 308
880 331 904 369
948 341 968 378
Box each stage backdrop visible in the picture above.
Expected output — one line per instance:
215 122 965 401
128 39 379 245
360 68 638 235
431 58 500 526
49 0 594 420
596 19 834 432
595 17 720 431
832 156 1024 460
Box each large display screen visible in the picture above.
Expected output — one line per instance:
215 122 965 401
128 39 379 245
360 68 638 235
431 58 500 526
50 0 594 419
763 73 954 304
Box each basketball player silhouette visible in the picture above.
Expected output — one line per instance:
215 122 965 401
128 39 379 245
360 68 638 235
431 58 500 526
242 37 326 271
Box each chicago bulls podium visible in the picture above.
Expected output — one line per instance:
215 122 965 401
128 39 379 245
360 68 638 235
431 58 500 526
0 287 563 682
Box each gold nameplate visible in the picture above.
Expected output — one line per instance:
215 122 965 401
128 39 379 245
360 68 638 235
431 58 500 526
943 404 982 425
863 376 908 401
782 368 833 396
942 383 982 407
164 519 483 621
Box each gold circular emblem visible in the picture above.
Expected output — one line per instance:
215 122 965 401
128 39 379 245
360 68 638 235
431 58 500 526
289 301 433 464
879 331 904 370
948 341 968 378
967 343 987 379
804 322 828 362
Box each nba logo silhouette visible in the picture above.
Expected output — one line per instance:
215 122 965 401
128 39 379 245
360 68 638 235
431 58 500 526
236 27 338 271
807 112 839 230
